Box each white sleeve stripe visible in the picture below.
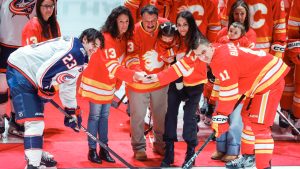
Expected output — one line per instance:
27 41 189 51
274 23 286 29
107 63 118 73
209 26 221 31
219 88 238 97
80 83 116 95
241 133 255 141
125 58 139 67
288 20 300 27
255 144 274 149
176 61 189 75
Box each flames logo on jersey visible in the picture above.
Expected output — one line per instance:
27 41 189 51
142 50 164 71
56 73 75 84
9 0 36 18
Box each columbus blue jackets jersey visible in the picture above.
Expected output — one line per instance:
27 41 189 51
8 37 86 108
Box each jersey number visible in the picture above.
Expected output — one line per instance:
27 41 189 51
62 54 77 69
219 70 230 81
105 48 117 59
26 36 38 45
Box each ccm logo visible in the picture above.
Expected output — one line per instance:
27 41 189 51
212 115 228 124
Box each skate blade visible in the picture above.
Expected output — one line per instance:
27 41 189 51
8 128 24 138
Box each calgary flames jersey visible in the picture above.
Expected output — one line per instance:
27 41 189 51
287 0 300 39
217 27 257 47
210 44 289 115
157 35 207 87
79 33 135 104
217 35 255 48
221 0 286 57
154 36 179 64
124 0 164 23
125 18 169 92
22 17 61 46
166 0 221 42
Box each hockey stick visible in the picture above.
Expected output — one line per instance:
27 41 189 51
183 94 246 169
49 100 136 169
111 94 126 109
277 110 300 135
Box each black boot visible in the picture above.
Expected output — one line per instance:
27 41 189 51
100 146 115 163
88 148 101 164
182 143 195 168
160 141 174 167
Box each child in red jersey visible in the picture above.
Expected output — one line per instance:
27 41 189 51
218 22 255 48
155 21 179 65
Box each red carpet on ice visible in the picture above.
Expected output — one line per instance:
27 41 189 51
0 96 300 169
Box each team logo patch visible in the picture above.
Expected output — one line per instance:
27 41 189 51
56 73 75 84
9 0 36 18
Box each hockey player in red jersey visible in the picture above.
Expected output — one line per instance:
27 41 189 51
280 0 300 137
195 38 289 169
22 0 61 46
159 0 221 42
124 0 163 23
7 28 103 169
221 0 286 58
146 35 289 168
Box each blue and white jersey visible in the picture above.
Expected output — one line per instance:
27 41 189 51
8 36 86 108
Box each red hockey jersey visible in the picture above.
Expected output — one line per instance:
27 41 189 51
79 33 135 104
124 0 161 23
210 44 289 115
125 18 169 92
217 35 255 48
165 0 221 42
287 0 300 39
22 17 61 46
157 35 207 87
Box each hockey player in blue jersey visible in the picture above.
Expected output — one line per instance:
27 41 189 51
6 28 104 169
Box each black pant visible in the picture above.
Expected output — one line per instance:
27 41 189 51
163 82 203 146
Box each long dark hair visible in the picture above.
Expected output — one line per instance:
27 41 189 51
176 11 204 53
228 0 250 32
36 0 59 39
101 6 134 39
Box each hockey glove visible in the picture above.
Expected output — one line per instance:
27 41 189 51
64 107 82 132
270 43 286 58
211 113 229 138
38 86 56 100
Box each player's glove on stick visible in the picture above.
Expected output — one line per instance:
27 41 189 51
38 86 56 100
64 107 82 132
211 113 229 138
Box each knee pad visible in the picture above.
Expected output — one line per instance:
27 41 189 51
24 121 44 136
24 121 44 149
